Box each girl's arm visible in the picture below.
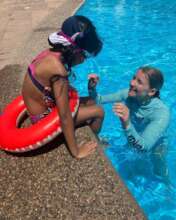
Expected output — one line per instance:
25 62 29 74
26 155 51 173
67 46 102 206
88 75 128 104
51 75 96 158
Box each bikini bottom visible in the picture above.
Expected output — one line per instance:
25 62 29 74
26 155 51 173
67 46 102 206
29 108 52 124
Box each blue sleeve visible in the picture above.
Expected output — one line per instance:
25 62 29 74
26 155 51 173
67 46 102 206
89 88 128 104
124 108 170 151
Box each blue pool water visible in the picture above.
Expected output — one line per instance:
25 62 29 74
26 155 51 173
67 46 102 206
73 0 176 219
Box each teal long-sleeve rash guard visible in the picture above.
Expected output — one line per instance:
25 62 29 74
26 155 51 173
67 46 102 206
89 88 170 151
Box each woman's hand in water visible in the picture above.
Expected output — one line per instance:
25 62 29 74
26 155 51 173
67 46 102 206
88 73 99 90
76 140 97 158
113 103 130 129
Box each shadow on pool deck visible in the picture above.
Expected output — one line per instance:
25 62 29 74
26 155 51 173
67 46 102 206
0 0 146 219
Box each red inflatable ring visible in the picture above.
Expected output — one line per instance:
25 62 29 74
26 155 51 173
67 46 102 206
0 89 79 152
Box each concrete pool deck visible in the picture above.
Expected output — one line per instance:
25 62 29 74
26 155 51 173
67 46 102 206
0 0 146 219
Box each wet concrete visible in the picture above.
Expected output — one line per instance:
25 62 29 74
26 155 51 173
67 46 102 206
0 0 146 219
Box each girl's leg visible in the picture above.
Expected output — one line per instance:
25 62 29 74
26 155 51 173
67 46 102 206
79 96 96 106
75 104 104 134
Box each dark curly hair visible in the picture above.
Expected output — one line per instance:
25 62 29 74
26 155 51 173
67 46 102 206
48 15 103 70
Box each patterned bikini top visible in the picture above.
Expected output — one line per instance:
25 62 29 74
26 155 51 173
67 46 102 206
28 49 62 108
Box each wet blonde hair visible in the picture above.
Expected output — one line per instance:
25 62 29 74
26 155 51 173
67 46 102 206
139 66 164 98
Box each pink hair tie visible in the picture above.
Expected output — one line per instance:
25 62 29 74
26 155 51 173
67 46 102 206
59 31 77 46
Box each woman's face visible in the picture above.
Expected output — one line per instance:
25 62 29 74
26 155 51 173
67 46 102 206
128 70 155 101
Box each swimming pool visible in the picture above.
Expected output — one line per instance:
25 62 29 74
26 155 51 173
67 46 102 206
73 0 176 219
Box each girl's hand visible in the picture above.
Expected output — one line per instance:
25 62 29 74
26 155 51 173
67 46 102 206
76 140 97 158
113 103 130 129
88 73 99 90
88 73 99 81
